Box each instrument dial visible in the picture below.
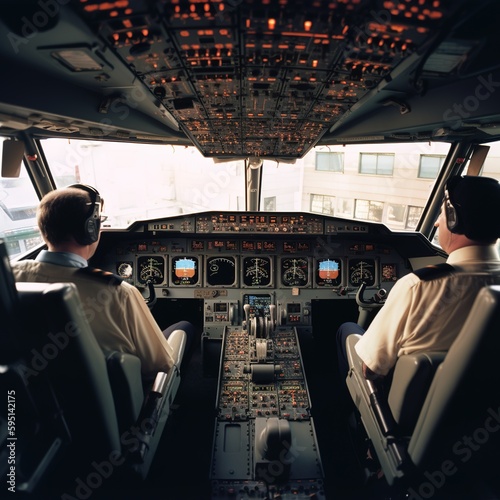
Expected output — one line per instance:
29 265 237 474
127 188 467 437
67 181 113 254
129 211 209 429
206 256 236 286
117 261 133 279
349 258 376 286
137 256 165 285
281 257 309 287
242 256 272 287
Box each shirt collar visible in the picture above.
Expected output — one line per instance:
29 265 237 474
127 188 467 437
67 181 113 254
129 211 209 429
36 250 88 268
447 245 499 265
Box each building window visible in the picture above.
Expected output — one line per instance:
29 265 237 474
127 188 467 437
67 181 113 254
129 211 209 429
310 194 335 215
359 153 394 175
387 203 406 224
315 152 344 172
354 199 384 222
337 198 354 217
406 205 423 229
419 155 445 179
263 196 276 211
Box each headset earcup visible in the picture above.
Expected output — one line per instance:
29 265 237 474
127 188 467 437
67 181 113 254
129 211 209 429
68 184 101 244
445 199 458 232
85 217 99 244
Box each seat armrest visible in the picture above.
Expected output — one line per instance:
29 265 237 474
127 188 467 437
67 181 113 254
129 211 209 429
167 329 187 368
346 334 398 436
346 334 363 373
346 334 368 408
128 368 178 470
346 334 409 484
105 349 182 478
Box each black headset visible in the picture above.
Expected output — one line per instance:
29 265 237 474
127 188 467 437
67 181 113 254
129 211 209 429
68 184 102 245
444 188 459 232
443 177 462 234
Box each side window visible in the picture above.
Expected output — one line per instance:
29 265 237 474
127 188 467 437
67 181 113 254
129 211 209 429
0 138 42 259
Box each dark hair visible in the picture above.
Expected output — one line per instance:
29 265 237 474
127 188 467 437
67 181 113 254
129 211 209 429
446 175 500 242
37 188 93 246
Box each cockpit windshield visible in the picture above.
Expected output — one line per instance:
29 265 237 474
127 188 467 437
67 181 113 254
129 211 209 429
42 138 452 229
3 136 500 259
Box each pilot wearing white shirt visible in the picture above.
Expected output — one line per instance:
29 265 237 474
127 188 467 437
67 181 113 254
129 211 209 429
337 176 500 382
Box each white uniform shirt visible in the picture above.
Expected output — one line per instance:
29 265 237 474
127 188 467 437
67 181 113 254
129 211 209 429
12 258 175 379
355 245 500 376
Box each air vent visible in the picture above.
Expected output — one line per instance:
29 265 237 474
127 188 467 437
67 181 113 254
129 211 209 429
34 121 80 133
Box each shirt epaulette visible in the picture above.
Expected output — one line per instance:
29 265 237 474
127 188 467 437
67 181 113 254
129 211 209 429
77 267 123 286
413 263 455 281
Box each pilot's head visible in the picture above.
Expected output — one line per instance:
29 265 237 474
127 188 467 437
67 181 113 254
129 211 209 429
436 175 500 250
37 184 104 250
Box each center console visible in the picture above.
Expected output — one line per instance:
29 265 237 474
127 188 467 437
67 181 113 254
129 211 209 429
210 299 325 499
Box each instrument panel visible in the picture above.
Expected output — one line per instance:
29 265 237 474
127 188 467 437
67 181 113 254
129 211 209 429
95 212 437 291
112 250 397 290
94 212 441 336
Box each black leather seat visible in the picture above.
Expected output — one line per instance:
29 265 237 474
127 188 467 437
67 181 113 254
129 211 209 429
0 239 184 495
346 285 500 494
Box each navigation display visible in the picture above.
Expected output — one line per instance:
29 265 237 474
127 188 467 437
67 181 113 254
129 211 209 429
280 257 310 287
206 256 237 287
243 294 272 316
242 256 273 287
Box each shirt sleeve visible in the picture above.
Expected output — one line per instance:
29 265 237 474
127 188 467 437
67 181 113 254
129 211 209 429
121 284 175 378
354 274 416 376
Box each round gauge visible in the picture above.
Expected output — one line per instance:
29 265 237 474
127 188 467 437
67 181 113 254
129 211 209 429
171 256 199 286
349 258 376 286
206 256 236 286
116 261 133 279
315 258 342 287
242 256 272 287
281 257 309 287
137 256 165 285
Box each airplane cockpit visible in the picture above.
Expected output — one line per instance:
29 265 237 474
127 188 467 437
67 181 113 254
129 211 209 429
2 1 500 499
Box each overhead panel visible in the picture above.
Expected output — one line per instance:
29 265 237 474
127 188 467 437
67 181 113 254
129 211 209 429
76 0 452 159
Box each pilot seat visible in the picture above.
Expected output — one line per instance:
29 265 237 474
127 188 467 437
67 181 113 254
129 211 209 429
345 285 500 497
0 239 185 496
